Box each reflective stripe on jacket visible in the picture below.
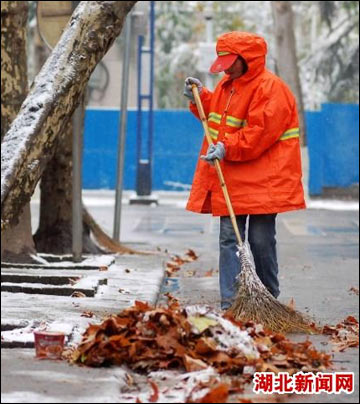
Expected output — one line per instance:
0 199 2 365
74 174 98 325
186 32 306 216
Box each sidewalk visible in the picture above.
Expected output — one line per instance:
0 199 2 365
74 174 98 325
1 191 359 403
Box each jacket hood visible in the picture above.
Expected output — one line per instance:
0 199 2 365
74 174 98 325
216 32 267 82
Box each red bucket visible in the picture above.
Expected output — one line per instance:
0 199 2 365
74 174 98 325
34 331 65 359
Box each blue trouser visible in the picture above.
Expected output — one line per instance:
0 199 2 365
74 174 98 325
219 214 280 310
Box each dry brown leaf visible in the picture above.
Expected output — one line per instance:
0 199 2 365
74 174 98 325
166 261 181 276
71 291 86 298
134 300 151 311
183 354 209 372
332 339 359 352
186 249 199 260
81 311 94 318
172 255 187 265
195 337 218 355
99 266 108 271
344 315 358 325
204 269 214 277
260 362 281 373
194 383 229 403
69 277 81 285
323 316 359 352
287 298 295 310
125 373 134 386
148 380 159 403
322 324 337 335
349 287 359 295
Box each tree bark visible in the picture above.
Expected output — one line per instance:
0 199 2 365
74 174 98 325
1 1 137 230
271 1 306 146
31 19 102 254
1 1 28 141
1 204 36 263
34 95 103 254
34 119 74 254
1 1 37 263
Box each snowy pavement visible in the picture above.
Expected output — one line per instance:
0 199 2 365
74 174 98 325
1 253 166 349
1 348 129 403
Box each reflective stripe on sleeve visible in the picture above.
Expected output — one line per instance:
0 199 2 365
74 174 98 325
279 128 300 141
226 115 247 128
208 127 219 140
208 112 222 124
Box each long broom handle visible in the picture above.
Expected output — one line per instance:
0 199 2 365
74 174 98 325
191 84 243 247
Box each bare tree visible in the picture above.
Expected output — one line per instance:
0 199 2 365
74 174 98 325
271 1 306 146
1 1 38 263
1 1 137 231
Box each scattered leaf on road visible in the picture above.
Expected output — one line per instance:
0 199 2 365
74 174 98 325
348 287 359 296
322 316 359 352
71 291 86 298
148 380 159 402
81 311 94 318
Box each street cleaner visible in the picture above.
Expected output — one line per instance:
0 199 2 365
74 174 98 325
184 31 306 311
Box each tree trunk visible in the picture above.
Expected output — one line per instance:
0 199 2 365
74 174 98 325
1 1 137 230
34 119 74 254
1 1 28 141
1 1 37 263
271 1 306 146
1 204 36 263
31 19 102 255
34 95 103 254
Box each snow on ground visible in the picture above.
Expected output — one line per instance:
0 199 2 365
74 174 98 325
3 254 115 268
1 321 73 344
306 199 359 211
1 254 165 348
134 368 219 404
30 190 359 211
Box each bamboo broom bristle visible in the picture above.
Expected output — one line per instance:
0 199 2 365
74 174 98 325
230 245 318 334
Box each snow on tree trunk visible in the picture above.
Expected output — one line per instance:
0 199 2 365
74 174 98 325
1 0 137 230
1 1 37 263
271 1 306 146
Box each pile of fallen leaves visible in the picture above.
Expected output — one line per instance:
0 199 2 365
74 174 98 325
165 249 198 277
69 298 331 376
322 315 359 352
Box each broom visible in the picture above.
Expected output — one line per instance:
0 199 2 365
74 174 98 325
191 84 315 333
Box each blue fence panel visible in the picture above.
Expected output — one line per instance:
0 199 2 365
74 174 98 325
83 104 359 194
83 109 203 190
306 103 359 195
305 110 323 195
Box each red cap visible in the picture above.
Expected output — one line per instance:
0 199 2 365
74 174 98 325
209 52 238 73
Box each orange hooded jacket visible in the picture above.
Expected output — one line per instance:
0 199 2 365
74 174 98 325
186 32 306 216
